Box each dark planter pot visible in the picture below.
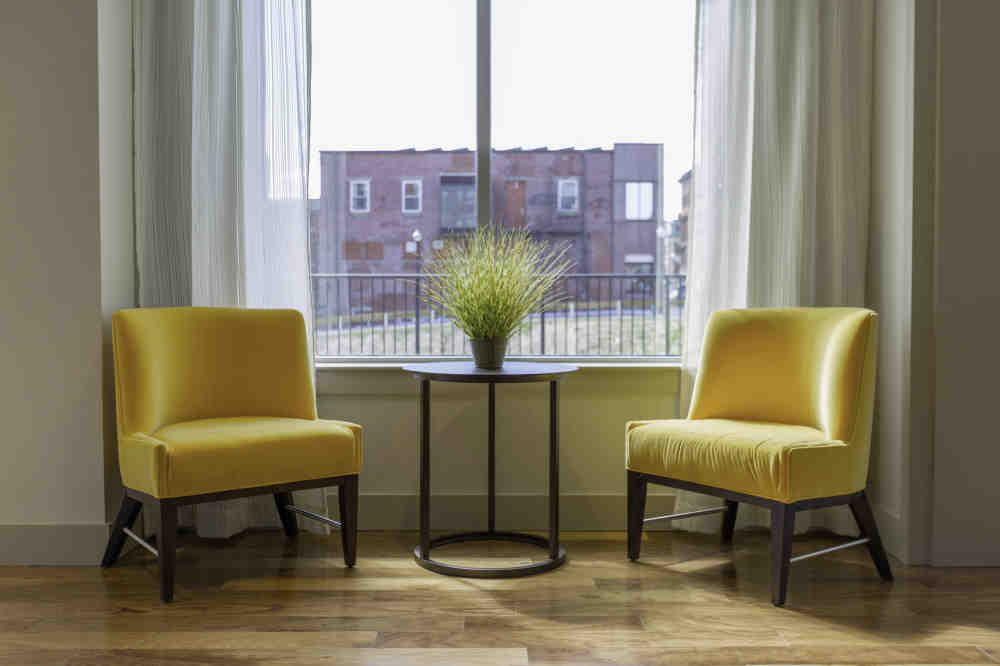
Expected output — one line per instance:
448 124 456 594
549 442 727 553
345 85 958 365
471 338 508 370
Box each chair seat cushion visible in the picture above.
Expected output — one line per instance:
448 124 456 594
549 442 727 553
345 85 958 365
119 417 362 499
626 419 860 503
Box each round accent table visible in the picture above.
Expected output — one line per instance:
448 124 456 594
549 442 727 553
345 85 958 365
402 361 578 578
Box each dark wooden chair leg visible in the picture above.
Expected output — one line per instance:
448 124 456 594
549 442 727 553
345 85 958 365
158 501 178 603
273 491 299 537
770 503 795 606
721 500 738 545
101 494 143 568
338 475 358 567
849 490 894 581
627 470 648 561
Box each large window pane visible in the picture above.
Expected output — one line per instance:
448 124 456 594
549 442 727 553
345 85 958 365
309 0 694 359
492 0 694 356
310 1 475 357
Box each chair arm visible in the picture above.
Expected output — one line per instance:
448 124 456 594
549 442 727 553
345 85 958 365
322 420 363 471
785 440 864 502
118 432 170 498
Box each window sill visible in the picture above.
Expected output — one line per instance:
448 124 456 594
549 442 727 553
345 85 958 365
316 358 680 370
315 359 680 396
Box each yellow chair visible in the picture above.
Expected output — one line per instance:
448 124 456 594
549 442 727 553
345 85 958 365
101 307 362 602
626 307 891 606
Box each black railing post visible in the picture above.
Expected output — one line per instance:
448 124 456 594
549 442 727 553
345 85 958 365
415 275 422 356
541 307 546 356
665 276 671 356
678 275 685 357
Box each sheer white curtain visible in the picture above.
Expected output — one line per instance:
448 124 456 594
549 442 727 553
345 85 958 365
134 0 321 537
679 0 874 533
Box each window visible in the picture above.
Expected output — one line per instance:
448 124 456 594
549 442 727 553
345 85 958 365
349 179 370 213
625 182 654 220
402 179 422 213
440 175 476 230
310 1 693 359
557 178 579 214
344 241 385 260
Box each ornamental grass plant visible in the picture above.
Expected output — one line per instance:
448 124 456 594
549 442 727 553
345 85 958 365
420 225 574 344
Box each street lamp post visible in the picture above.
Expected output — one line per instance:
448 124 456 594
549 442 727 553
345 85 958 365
412 229 424 354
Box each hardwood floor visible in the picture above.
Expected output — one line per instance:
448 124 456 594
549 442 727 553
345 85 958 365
2 529 999 665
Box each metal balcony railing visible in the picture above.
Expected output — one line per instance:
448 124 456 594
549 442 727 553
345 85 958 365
311 273 685 359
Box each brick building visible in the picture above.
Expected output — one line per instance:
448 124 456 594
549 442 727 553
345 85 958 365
310 143 664 277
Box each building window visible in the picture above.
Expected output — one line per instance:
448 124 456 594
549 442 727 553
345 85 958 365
557 178 579 214
625 182 654 220
349 179 370 213
440 174 476 230
343 240 384 261
402 179 422 213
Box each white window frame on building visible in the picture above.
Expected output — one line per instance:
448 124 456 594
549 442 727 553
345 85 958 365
624 253 655 274
557 178 580 214
625 181 654 220
401 179 422 214
349 178 371 214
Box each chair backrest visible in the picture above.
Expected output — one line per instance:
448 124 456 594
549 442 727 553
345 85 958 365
112 307 317 436
688 307 878 445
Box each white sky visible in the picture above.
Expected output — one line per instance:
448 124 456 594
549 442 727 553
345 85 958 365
310 0 695 218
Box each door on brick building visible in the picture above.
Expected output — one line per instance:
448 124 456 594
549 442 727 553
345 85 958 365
504 180 526 228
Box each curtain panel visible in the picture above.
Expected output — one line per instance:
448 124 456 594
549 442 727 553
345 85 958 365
133 0 318 538
681 0 875 533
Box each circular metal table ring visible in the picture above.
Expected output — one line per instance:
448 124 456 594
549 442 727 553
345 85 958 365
403 361 578 579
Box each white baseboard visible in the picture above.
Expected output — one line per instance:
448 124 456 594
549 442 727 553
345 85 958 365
0 523 109 565
327 491 677 531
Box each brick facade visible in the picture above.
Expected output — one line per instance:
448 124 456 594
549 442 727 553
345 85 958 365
310 143 664 276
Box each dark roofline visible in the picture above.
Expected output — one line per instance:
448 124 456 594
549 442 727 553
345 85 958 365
318 147 472 154
495 146 608 153
317 144 668 155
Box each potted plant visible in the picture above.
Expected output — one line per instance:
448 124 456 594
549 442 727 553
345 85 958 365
421 225 573 369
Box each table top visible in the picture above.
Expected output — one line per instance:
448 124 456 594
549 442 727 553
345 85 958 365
402 361 578 383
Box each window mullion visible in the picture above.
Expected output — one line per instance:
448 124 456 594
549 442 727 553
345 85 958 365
476 0 490 228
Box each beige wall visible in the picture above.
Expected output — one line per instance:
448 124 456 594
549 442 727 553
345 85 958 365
317 367 680 530
0 0 108 562
930 0 1000 566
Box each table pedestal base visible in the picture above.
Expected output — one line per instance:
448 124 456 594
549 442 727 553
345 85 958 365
413 531 567 578
404 364 578 580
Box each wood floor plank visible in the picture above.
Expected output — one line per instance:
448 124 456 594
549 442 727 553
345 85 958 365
374 629 791 650
526 645 996 665
0 614 464 633
0 630 378 650
0 647 531 666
